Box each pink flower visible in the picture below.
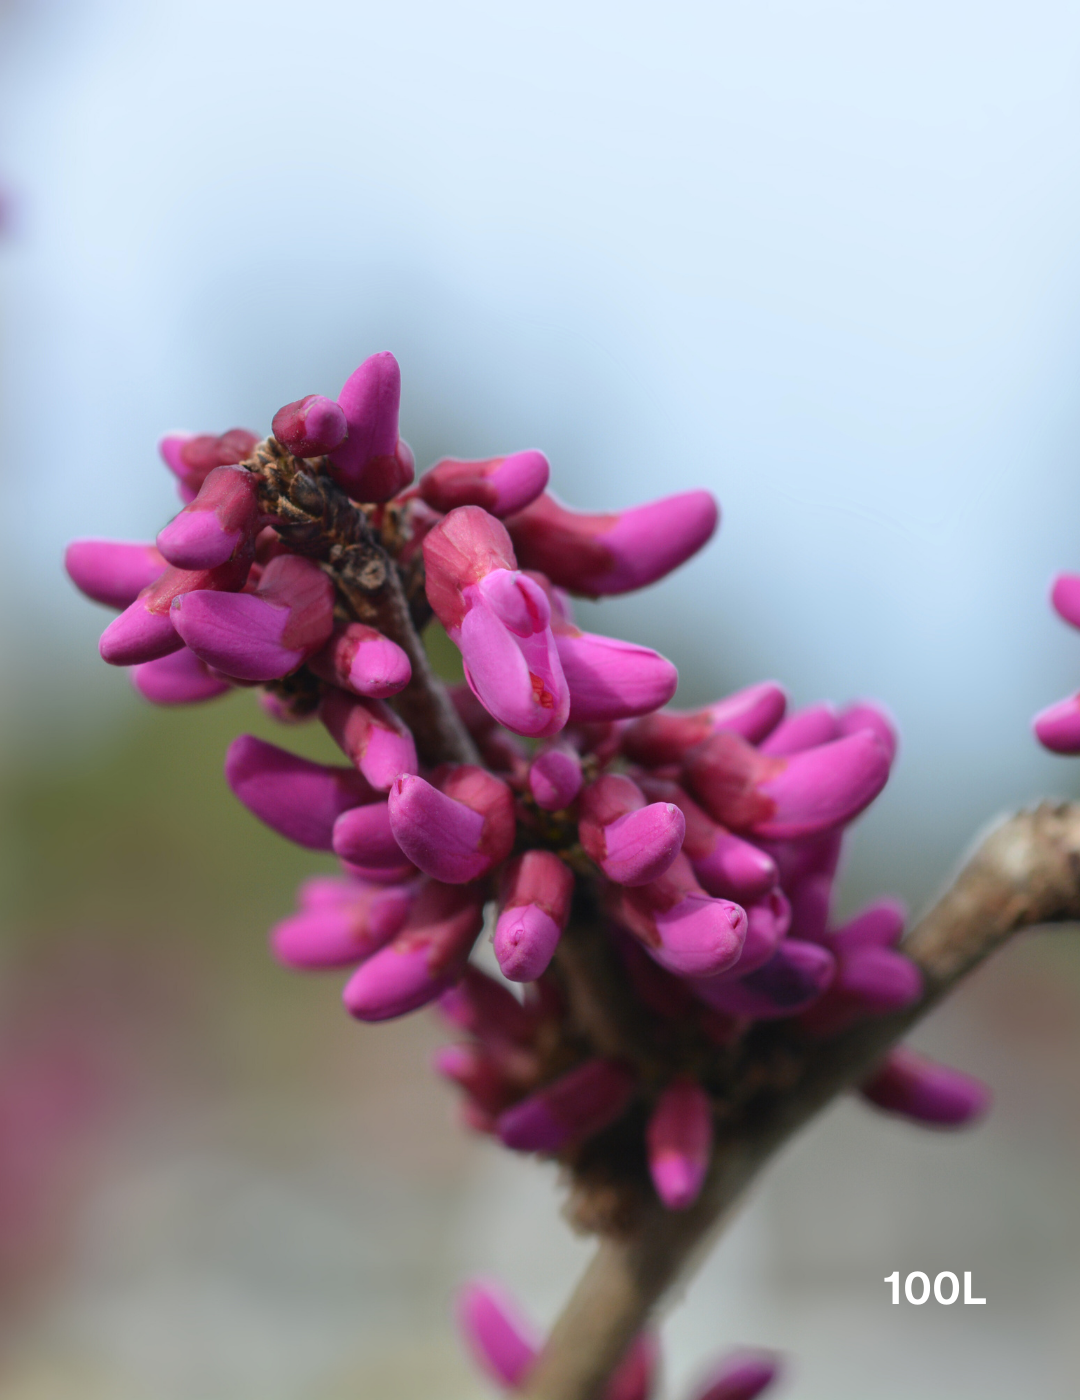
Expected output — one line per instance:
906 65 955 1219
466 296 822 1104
171 553 335 681
65 539 165 610
646 1078 712 1211
505 489 719 596
419 450 550 517
156 465 261 570
343 879 486 1020
859 1047 990 1127
424 507 570 737
271 394 348 458
578 774 686 887
388 767 516 883
326 353 414 501
493 851 575 981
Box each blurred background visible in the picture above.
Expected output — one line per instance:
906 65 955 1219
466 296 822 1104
3 0 1080 1395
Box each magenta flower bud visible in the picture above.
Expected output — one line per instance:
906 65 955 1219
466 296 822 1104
172 553 335 682
528 743 583 811
225 734 377 850
646 1078 712 1211
689 1349 782 1400
693 830 779 903
579 774 685 887
530 555 679 728
271 394 348 458
613 855 748 978
685 730 890 840
1033 693 1080 753
308 621 412 698
131 647 231 705
836 699 899 764
504 489 719 596
99 552 252 666
100 596 184 666
438 964 540 1050
388 767 515 883
799 945 923 1037
65 539 165 610
621 682 788 766
555 629 679 724
694 939 835 1019
343 879 486 1021
270 880 416 970
487 891 554 982
424 508 570 737
419 450 550 517
156 466 261 570
455 1278 540 1390
493 850 575 982
762 829 843 946
331 801 416 882
859 1047 991 1127
714 890 791 979
642 779 781 903
826 897 906 954
327 352 414 501
159 427 259 498
1051 571 1080 628
758 701 838 756
496 1058 636 1153
321 689 418 791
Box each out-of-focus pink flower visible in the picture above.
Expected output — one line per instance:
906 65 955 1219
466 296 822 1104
646 1078 712 1211
621 683 788 766
859 1047 990 1127
343 879 486 1020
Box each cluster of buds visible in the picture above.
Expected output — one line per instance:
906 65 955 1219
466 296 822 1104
66 350 992 1392
456 1278 779 1400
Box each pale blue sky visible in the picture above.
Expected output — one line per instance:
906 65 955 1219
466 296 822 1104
4 0 1080 898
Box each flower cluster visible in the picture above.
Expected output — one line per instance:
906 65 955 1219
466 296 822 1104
66 350 992 1391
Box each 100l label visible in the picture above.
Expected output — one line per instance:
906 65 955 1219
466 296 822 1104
884 1272 985 1305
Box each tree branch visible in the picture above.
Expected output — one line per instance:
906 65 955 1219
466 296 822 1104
519 801 1080 1400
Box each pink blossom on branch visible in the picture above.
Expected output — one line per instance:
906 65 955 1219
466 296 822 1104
68 347 981 1400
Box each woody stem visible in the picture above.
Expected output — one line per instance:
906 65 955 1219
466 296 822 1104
518 801 1080 1400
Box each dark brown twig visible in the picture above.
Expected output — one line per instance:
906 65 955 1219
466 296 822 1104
243 438 477 767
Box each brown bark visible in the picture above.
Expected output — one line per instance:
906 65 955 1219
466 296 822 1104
519 802 1080 1400
244 437 477 767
